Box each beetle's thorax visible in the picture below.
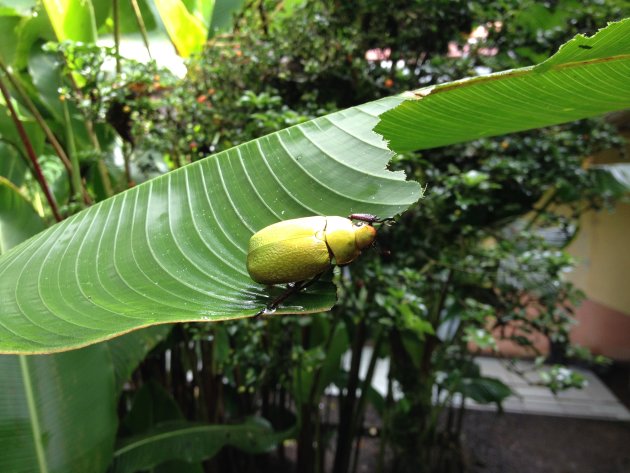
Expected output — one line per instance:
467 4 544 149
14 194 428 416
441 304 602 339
324 216 375 265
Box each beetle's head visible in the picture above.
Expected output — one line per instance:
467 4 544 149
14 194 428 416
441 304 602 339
354 222 377 250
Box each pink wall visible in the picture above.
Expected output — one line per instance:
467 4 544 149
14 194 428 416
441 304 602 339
571 299 630 361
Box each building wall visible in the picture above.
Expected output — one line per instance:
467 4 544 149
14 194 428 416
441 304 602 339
566 142 630 361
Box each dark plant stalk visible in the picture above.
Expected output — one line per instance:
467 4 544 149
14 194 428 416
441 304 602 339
377 371 394 473
297 324 315 473
454 395 467 438
349 331 383 473
332 317 366 473
315 407 323 473
0 75 63 222
350 434 363 473
304 317 340 473
277 386 287 464
258 0 269 36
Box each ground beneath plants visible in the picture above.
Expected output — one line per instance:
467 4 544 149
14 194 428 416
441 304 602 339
280 364 630 472
343 410 630 473
461 364 630 473
461 410 630 473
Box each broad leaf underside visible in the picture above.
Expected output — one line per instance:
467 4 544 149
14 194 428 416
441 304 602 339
0 98 421 354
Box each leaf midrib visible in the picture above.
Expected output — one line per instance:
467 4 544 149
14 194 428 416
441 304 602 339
20 355 49 473
113 424 243 456
404 53 630 99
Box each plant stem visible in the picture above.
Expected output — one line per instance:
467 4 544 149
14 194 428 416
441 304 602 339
332 316 366 473
296 324 315 473
0 75 63 222
86 118 114 197
524 187 557 231
64 66 113 197
113 0 121 74
61 97 91 207
377 372 394 473
122 141 134 188
130 0 153 59
0 61 91 206
349 331 384 473
0 62 71 174
305 318 340 473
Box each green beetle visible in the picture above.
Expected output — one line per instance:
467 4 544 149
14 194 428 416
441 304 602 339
247 214 385 286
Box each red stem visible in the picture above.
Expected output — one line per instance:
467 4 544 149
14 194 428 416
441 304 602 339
0 75 63 222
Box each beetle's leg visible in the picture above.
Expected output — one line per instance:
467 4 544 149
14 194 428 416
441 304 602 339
254 272 325 318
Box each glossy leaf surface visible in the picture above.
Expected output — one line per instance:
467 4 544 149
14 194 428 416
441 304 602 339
0 98 420 354
0 181 168 473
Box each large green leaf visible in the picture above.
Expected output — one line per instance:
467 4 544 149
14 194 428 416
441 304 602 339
0 183 116 473
41 0 97 43
0 14 22 64
0 328 169 473
107 325 172 393
153 0 211 57
375 18 630 152
0 329 169 473
120 380 205 473
209 0 244 35
0 182 169 473
0 347 117 473
0 329 172 473
0 98 420 354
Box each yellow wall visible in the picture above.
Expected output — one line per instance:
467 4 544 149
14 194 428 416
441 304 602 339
565 137 630 360
568 202 630 315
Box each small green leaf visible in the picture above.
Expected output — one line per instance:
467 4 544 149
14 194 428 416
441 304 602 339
0 142 28 186
0 176 45 254
0 347 118 473
111 418 292 473
458 376 512 406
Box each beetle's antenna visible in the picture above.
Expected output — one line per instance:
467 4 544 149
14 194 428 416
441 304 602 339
348 213 396 225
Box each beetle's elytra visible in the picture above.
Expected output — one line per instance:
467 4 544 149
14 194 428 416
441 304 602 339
246 215 379 285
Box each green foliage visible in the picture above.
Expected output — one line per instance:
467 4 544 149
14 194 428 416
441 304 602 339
0 0 628 472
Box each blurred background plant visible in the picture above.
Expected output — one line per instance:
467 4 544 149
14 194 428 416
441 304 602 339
1 0 629 472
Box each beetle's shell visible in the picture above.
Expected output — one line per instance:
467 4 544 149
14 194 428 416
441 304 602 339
246 216 377 285
247 217 331 285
